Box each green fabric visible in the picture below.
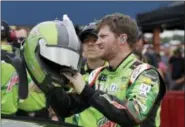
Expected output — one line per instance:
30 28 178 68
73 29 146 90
23 32 46 84
66 54 161 127
1 61 19 115
83 62 108 83
18 91 46 112
38 22 58 45
18 74 46 112
1 44 13 53
1 61 46 115
23 21 58 84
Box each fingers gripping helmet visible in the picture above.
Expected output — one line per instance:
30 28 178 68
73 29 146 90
23 15 82 93
79 22 98 42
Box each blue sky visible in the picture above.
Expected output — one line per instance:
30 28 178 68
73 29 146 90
1 1 172 26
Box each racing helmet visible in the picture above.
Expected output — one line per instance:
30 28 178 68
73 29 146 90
23 15 82 93
79 22 98 42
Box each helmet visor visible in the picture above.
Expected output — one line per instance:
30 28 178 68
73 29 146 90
39 39 80 70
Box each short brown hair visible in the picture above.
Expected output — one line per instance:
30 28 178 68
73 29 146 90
97 13 139 48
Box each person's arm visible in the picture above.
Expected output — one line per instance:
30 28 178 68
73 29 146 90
175 76 185 85
80 69 161 126
176 59 185 85
48 88 90 118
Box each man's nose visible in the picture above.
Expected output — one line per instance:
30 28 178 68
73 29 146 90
88 41 94 46
96 38 101 45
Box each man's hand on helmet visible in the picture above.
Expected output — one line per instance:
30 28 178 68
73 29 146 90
63 72 86 94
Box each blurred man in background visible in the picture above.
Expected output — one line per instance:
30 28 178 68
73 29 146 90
134 30 148 62
1 20 16 61
135 32 158 68
79 22 108 82
134 31 166 80
169 47 185 90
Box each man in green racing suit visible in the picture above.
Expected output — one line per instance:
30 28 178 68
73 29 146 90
48 13 166 127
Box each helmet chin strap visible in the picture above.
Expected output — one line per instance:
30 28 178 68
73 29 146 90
5 54 28 101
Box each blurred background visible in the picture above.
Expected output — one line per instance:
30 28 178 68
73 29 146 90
1 1 184 127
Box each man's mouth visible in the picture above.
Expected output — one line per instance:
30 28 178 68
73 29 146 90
88 49 96 52
98 45 104 49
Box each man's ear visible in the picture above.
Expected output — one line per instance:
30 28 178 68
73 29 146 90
119 34 127 44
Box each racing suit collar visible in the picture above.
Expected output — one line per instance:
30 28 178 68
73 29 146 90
108 52 136 72
84 61 108 74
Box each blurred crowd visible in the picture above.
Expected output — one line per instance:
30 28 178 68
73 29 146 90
134 33 184 91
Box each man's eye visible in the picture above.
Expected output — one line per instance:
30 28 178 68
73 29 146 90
100 35 106 38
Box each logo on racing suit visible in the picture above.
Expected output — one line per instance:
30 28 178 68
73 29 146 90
130 63 150 84
6 73 19 92
143 72 158 82
98 74 107 81
97 117 118 127
133 99 147 113
139 83 151 97
108 83 118 92
121 76 127 82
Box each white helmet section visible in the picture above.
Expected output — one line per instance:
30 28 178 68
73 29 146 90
62 14 81 52
39 14 82 70
39 39 80 70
